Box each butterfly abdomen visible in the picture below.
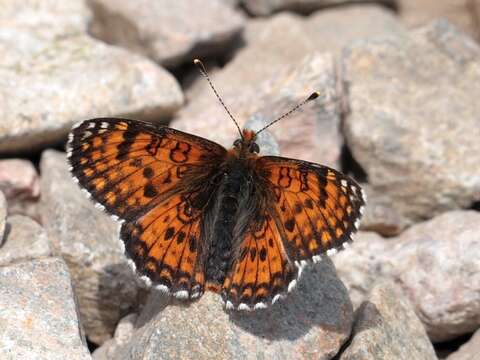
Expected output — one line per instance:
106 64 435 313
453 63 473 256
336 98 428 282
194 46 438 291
204 161 252 290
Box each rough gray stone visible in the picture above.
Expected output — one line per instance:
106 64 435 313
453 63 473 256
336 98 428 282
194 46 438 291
0 215 52 266
343 19 480 223
40 149 140 344
0 0 183 154
446 328 480 360
0 159 40 220
89 0 245 68
0 258 91 359
340 281 437 360
334 210 480 342
92 314 138 360
242 0 396 16
174 52 343 168
399 0 480 42
211 6 406 98
359 184 412 236
110 259 353 360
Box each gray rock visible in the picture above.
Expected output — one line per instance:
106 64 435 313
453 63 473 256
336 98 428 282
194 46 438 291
446 328 480 360
399 0 480 41
40 149 141 344
359 184 412 236
390 211 480 342
213 6 406 98
89 0 245 68
92 314 138 360
334 210 480 342
0 0 183 154
0 159 40 221
343 19 480 223
0 258 91 359
242 0 396 16
110 259 353 360
0 215 52 266
333 231 391 309
340 281 437 360
173 52 343 168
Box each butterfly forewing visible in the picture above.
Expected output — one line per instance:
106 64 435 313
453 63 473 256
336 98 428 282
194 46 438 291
260 156 365 258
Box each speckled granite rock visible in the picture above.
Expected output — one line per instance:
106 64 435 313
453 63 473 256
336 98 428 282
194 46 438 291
0 159 40 220
358 184 412 236
0 215 52 266
106 258 353 360
89 0 245 68
334 210 480 342
92 314 138 360
343 20 480 222
0 0 183 154
339 281 437 360
40 149 141 344
0 258 91 359
399 0 480 41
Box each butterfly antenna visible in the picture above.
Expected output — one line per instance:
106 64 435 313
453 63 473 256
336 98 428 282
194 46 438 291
255 91 320 136
193 59 243 139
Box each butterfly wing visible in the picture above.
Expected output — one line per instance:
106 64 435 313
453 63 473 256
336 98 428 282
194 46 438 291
67 118 226 297
222 156 365 310
222 212 298 310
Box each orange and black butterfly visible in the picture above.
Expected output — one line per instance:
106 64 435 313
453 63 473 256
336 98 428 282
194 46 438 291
67 59 365 311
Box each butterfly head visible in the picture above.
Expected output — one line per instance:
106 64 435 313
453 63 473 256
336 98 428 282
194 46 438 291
232 129 260 156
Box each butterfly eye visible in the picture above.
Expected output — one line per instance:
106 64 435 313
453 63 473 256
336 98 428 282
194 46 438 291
233 139 242 148
249 142 260 154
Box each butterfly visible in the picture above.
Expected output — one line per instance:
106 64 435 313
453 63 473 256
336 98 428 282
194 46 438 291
66 59 365 311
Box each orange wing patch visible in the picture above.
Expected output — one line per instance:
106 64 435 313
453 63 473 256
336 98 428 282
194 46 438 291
259 156 365 261
221 214 297 310
121 191 205 298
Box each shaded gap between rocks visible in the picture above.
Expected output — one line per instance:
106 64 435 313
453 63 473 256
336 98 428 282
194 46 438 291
240 1 399 17
470 200 480 212
87 338 99 354
339 143 368 183
433 331 474 359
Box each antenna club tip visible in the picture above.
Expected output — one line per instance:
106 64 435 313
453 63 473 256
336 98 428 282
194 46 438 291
193 58 201 65
307 91 321 101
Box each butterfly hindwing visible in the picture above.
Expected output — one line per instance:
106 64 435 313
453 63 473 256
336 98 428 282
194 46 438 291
121 190 206 298
221 213 298 310
67 118 226 296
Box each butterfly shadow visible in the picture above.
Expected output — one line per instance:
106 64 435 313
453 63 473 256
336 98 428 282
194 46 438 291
228 257 353 341
132 257 353 343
